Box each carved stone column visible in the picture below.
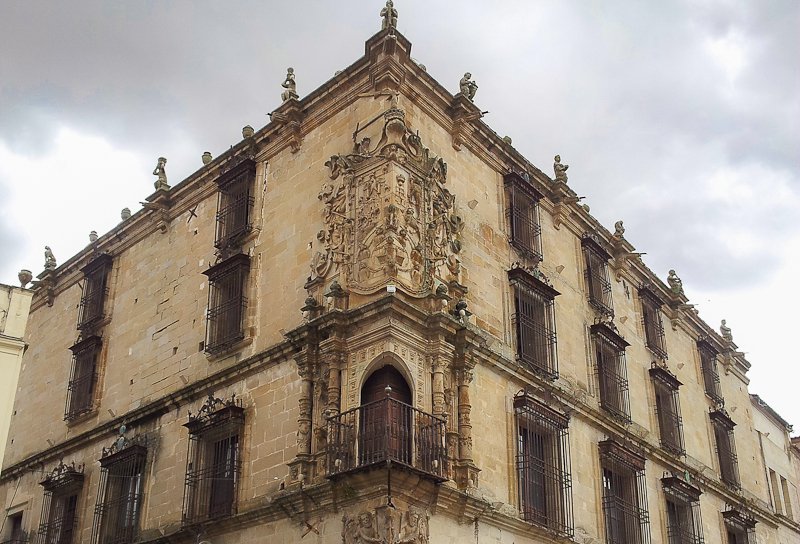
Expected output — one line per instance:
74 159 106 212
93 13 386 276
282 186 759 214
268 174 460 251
431 356 446 419
452 336 480 489
289 346 316 484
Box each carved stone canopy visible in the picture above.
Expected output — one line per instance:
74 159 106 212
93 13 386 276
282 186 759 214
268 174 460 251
40 460 84 491
312 103 463 297
185 392 244 434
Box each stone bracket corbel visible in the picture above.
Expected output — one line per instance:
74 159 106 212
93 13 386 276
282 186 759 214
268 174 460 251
449 95 483 151
271 97 304 153
141 191 173 234
33 269 57 307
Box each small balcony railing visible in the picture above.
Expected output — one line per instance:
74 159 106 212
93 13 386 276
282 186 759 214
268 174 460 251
326 397 447 481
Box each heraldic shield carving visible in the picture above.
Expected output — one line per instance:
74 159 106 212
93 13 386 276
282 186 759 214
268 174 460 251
311 101 463 297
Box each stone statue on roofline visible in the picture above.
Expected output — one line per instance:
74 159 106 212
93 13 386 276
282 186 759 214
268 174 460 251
553 155 569 183
459 72 478 101
667 269 684 296
153 157 169 190
281 67 298 102
44 246 56 270
380 0 398 30
720 319 733 342
614 220 625 238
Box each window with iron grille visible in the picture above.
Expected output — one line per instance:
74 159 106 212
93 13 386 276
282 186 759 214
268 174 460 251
639 285 667 359
722 508 756 544
592 323 631 423
91 444 146 544
64 336 101 421
504 172 543 262
509 267 560 380
662 475 703 544
599 440 650 544
650 365 685 455
183 396 244 526
710 409 739 488
513 391 573 536
697 339 723 404
214 158 255 252
35 462 83 544
582 235 614 316
77 254 112 331
203 254 250 355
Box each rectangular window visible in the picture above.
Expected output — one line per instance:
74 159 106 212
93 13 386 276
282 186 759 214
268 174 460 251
77 254 112 330
36 462 84 544
722 508 756 544
509 267 560 380
639 285 667 359
513 391 573 536
505 172 543 261
582 235 613 316
662 475 703 544
697 339 723 404
769 469 783 514
599 440 650 544
183 396 245 526
65 336 101 421
203 254 250 355
5 512 25 543
592 323 631 423
649 365 684 455
780 476 793 520
710 409 739 488
92 444 146 544
214 158 255 253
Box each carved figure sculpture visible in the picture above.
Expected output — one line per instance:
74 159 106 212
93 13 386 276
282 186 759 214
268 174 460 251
459 72 478 100
44 246 56 270
553 155 569 183
397 510 428 543
153 157 169 190
667 269 684 296
720 319 733 342
380 0 398 30
614 220 625 238
281 67 298 102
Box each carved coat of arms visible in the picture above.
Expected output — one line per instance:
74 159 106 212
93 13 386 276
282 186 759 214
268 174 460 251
311 103 462 296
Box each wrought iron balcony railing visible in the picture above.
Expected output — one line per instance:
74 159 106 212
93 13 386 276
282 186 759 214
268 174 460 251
326 397 446 481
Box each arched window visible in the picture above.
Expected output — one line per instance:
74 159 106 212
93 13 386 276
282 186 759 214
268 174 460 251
360 366 412 466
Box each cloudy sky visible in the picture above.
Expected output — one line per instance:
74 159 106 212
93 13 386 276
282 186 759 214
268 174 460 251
1 1 798 426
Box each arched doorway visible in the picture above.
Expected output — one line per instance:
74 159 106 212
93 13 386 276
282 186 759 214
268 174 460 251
359 365 412 466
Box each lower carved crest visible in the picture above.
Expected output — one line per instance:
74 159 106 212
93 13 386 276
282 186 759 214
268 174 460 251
342 506 429 544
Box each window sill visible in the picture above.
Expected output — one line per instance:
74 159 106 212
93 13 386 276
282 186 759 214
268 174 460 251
204 332 253 363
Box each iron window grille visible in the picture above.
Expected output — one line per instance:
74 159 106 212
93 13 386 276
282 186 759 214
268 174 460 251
722 508 756 544
710 409 740 488
183 395 244 526
697 339 723 404
64 336 102 421
591 323 631 423
77 254 112 331
509 267 560 380
35 461 84 544
214 158 255 253
504 172 543 262
599 439 650 544
582 234 614 316
650 365 685 456
91 443 147 544
639 285 667 359
203 254 250 355
513 391 573 537
662 474 703 544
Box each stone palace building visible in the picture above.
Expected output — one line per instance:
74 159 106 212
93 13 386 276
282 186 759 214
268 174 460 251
2 5 799 544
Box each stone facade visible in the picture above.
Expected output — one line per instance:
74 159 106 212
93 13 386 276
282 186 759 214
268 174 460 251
2 19 799 544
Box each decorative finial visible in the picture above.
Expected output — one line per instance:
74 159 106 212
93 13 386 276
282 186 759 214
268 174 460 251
202 151 213 165
44 246 56 270
89 230 98 243
459 72 478 101
720 319 733 342
281 68 298 102
242 125 254 138
153 157 170 190
380 0 398 30
553 155 569 183
614 221 625 238
18 269 32 288
121 207 132 221
667 269 684 296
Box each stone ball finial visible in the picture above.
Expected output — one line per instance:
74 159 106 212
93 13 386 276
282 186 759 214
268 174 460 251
242 125 254 138
89 230 98 243
121 207 132 221
18 269 32 288
202 151 213 165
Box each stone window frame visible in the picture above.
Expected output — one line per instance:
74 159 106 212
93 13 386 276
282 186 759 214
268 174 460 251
64 335 102 421
582 234 614 317
504 171 543 262
36 462 84 544
202 253 250 356
508 267 560 380
661 474 704 544
697 338 723 404
710 409 740 489
91 443 147 544
599 439 651 544
722 508 756 544
214 158 256 254
513 391 574 537
591 323 631 423
77 254 113 331
649 364 685 456
639 284 667 360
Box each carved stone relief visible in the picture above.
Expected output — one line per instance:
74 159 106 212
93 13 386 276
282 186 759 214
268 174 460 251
343 506 428 544
343 340 425 411
312 103 462 297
